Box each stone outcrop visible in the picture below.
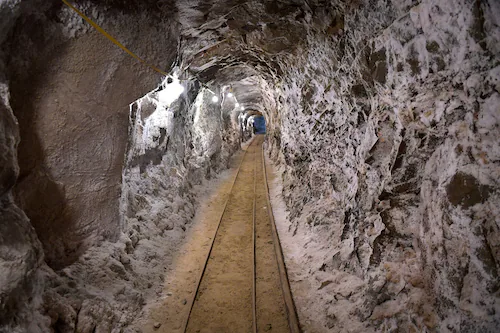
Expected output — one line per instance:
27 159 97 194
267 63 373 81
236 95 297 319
0 72 46 333
5 0 179 269
0 0 498 332
265 1 500 331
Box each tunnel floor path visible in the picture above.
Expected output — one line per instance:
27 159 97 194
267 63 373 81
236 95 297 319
140 135 298 333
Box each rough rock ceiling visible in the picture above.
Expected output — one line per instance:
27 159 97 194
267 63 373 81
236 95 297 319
1 0 499 332
64 0 344 113
171 0 343 113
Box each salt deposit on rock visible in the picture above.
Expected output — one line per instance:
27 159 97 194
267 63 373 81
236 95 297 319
0 0 498 332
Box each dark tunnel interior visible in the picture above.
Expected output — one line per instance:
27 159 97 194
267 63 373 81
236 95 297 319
0 0 499 332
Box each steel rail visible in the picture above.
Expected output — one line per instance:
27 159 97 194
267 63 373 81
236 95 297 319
261 139 302 333
183 135 301 333
252 137 258 333
182 137 256 333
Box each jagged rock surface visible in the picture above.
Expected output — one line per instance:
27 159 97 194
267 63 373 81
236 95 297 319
0 0 499 332
265 1 500 331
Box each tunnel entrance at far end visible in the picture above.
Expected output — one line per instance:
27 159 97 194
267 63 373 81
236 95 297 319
239 110 266 141
253 115 266 134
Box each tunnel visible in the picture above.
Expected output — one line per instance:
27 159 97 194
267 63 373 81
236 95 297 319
0 0 499 332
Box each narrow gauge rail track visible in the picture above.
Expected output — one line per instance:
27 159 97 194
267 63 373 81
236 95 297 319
182 135 301 333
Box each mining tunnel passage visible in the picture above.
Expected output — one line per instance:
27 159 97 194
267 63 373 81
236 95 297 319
2 1 500 332
184 135 298 333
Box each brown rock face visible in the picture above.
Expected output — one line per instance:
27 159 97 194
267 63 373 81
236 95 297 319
0 0 499 332
0 83 44 331
10 33 135 268
6 8 177 268
446 172 491 208
0 93 19 196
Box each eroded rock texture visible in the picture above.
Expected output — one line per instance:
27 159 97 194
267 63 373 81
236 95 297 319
264 1 500 331
0 73 46 332
0 0 498 332
5 0 178 269
1 0 181 331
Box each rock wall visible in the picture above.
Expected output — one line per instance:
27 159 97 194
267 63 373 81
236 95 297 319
1 2 46 331
0 1 192 332
0 1 184 331
121 76 242 242
1 1 244 328
26 77 243 332
0 80 48 333
267 0 500 331
1 0 499 332
4 0 178 269
1 0 245 329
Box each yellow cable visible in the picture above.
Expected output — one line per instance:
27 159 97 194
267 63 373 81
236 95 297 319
62 0 168 76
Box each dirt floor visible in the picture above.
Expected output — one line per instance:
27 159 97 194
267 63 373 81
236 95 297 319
185 138 256 333
254 137 289 333
134 146 245 333
264 152 322 333
138 135 291 333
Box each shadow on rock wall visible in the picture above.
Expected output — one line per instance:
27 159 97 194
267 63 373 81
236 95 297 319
6 20 174 269
9 68 78 270
0 85 46 331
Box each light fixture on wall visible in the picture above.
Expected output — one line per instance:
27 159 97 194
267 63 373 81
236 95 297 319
212 95 219 103
240 106 245 111
227 92 233 98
